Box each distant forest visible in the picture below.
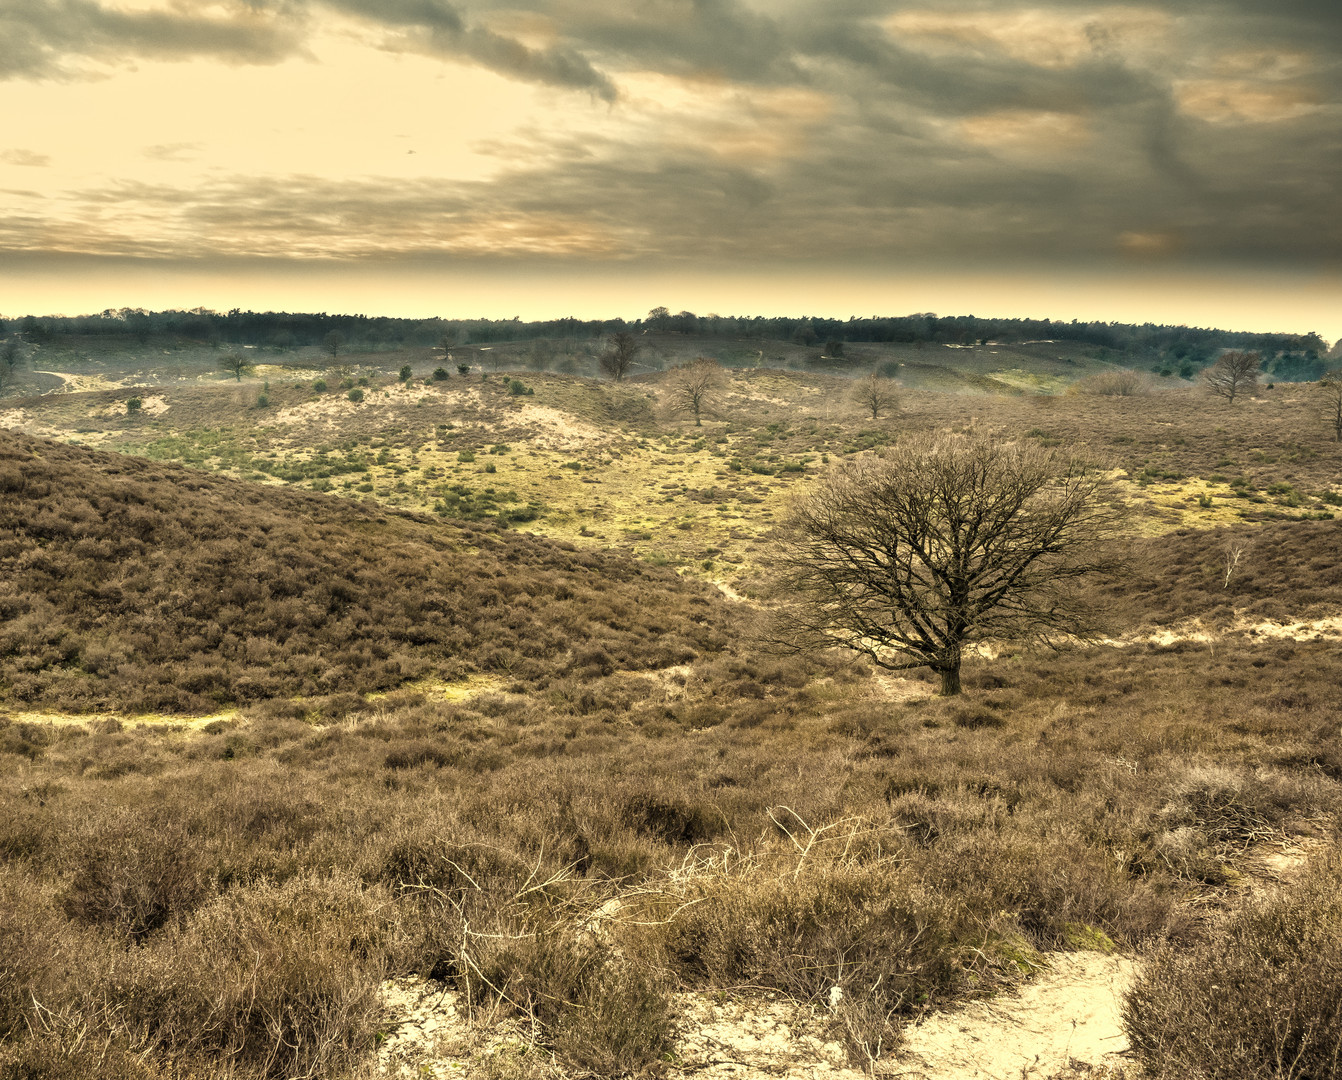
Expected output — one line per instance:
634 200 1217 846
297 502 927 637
4 306 1332 381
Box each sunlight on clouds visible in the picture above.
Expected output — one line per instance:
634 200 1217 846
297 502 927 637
1210 49 1319 81
0 179 638 261
1 149 53 167
1118 230 1179 256
1175 80 1320 124
479 10 562 51
618 73 835 165
959 109 1091 152
885 6 1173 70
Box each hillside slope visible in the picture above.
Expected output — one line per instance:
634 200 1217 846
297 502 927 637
0 432 727 713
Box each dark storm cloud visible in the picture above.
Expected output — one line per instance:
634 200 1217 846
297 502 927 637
4 0 1339 265
0 0 615 98
323 0 618 99
0 0 305 78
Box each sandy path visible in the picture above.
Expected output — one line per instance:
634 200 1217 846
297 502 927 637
376 952 1136 1080
894 953 1135 1079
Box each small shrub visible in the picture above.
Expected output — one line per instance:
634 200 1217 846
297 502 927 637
1124 846 1342 1079
60 814 209 942
457 364 470 375
348 388 364 403
552 960 673 1074
255 393 269 408
399 364 412 381
1071 370 1150 396
458 450 476 463
340 377 355 390
356 376 369 387
312 378 327 391
432 367 449 381
126 397 142 415
118 873 388 1079
472 935 672 1075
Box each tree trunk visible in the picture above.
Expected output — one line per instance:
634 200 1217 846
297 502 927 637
938 665 962 696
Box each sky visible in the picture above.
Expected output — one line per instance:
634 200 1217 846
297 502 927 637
2 0 1339 341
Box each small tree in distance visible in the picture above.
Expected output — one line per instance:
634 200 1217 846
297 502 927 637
324 331 346 362
665 357 725 427
1203 350 1260 404
601 332 639 380
769 432 1118 696
853 373 899 419
218 353 254 382
1319 371 1342 441
0 339 19 393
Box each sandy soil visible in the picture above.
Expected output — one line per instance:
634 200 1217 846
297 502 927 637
375 951 1137 1080
7 709 238 731
894 953 1135 1079
513 404 611 451
32 369 130 393
88 394 169 418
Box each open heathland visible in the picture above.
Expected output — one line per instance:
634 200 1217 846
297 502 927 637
2 326 1341 1079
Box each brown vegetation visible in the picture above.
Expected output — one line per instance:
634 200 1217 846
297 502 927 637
1203 349 1261 404
3 357 1342 1078
0 432 724 713
851 372 900 418
1124 844 1342 1078
771 433 1118 695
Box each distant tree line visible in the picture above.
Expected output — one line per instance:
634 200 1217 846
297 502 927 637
0 309 1328 378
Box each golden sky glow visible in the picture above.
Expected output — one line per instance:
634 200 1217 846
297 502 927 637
2 0 1339 339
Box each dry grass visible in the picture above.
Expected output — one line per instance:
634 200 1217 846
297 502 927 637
2 362 1341 1077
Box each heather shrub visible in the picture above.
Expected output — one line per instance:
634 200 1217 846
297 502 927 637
647 859 986 1009
471 935 672 1074
113 872 388 1079
1070 369 1150 396
59 812 210 942
1124 845 1342 1079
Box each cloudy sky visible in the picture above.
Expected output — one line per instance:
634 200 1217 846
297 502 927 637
2 0 1339 338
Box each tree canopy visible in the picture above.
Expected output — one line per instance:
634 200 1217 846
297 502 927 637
770 433 1117 695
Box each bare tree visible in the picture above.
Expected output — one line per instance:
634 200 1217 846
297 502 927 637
852 373 899 419
1221 535 1254 589
665 357 725 427
218 352 254 382
1319 370 1342 441
324 330 346 362
601 332 639 380
0 339 19 393
769 433 1118 696
1203 350 1260 404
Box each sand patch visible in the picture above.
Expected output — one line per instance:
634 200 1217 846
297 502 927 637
7 709 238 732
90 394 169 418
895 952 1136 1079
32 370 129 393
671 993 862 1078
870 670 936 703
713 579 750 603
266 384 454 428
513 404 611 450
369 675 502 703
0 408 77 440
377 953 1135 1080
1117 611 1342 648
